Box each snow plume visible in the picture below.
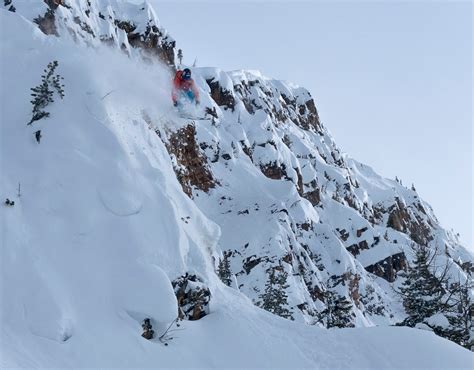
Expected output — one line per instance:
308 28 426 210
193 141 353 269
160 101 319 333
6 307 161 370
1 1 472 368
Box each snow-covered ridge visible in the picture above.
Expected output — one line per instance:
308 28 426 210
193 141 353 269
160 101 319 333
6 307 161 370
1 1 473 367
6 0 176 65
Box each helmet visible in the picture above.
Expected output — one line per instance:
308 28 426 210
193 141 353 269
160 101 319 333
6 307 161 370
182 68 191 80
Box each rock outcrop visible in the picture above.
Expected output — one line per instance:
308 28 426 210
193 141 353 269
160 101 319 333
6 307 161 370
172 274 211 321
165 124 216 197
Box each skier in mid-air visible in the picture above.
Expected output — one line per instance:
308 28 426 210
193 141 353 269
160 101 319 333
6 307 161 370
172 68 200 108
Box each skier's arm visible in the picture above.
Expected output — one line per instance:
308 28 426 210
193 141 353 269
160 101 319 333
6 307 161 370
171 87 178 106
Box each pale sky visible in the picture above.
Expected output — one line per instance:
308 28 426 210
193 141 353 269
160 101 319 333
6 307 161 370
145 0 472 249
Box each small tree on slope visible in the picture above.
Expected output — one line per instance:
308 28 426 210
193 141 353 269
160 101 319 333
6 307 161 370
258 267 293 320
396 244 446 327
318 290 355 328
217 250 232 286
439 279 474 350
395 243 473 349
28 60 65 125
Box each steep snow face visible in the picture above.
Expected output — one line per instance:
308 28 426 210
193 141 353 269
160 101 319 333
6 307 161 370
1 1 473 368
0 6 218 366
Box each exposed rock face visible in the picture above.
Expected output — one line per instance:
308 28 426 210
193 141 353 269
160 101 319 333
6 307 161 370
295 97 323 134
141 318 154 340
260 161 287 180
387 198 432 246
302 188 321 206
206 79 235 111
115 20 175 66
172 274 211 321
242 255 269 275
231 71 323 134
365 252 408 283
347 240 370 257
34 8 58 36
347 273 361 307
165 124 216 198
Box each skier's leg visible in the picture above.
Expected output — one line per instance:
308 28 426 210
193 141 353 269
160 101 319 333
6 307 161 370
186 90 195 103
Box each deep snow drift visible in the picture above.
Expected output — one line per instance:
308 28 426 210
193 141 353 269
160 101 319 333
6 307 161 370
0 1 473 368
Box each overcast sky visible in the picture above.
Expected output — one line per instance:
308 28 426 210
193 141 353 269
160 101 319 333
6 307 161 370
145 0 472 248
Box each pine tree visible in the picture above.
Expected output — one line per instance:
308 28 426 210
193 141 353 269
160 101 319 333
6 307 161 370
395 244 473 349
217 251 232 286
318 290 355 328
258 267 293 319
28 60 65 125
441 280 474 350
396 244 445 327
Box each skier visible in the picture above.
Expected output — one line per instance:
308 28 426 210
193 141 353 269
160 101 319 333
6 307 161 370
172 68 200 107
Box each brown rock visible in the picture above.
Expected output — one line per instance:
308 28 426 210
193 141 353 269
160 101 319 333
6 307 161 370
165 124 216 198
347 240 369 257
387 198 432 245
365 252 407 282
34 8 58 36
347 273 361 307
260 161 287 180
356 227 369 238
206 79 235 111
141 329 154 340
303 188 321 206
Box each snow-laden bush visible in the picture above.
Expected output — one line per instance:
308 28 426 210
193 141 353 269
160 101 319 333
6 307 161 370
28 60 64 125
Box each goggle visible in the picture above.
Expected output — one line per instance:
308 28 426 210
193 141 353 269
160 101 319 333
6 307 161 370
182 71 191 80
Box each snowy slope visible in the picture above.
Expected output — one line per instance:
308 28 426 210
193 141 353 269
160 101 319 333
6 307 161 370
1 1 473 368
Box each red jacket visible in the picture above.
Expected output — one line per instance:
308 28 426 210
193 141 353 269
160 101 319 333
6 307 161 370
172 70 200 104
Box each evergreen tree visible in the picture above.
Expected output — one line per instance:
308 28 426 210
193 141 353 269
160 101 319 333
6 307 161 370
217 251 232 286
318 290 355 328
258 267 293 319
395 244 473 349
441 280 474 350
396 244 445 327
28 60 65 125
